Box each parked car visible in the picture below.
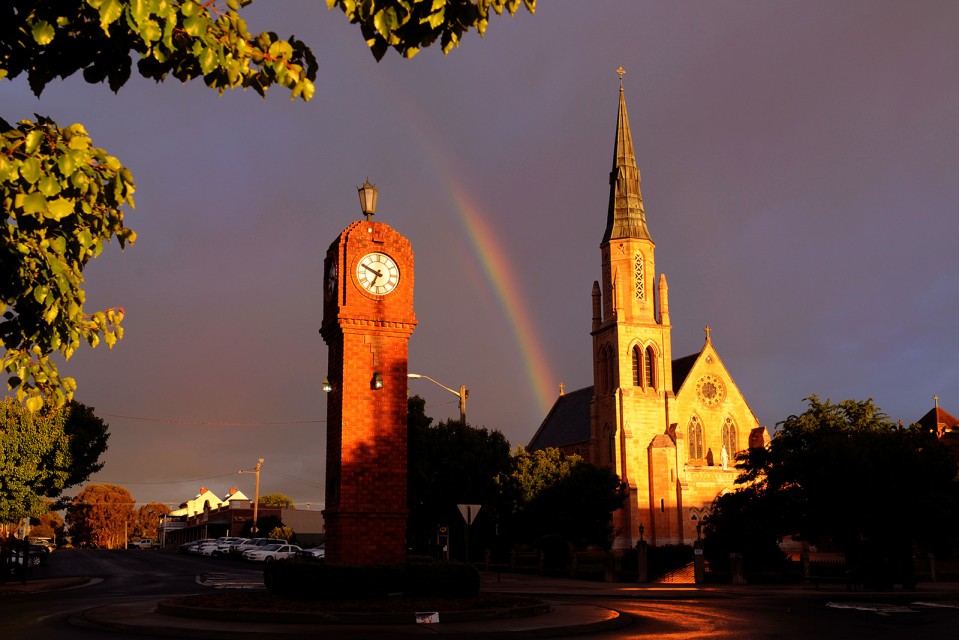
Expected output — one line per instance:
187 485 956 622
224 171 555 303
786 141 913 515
211 537 246 558
194 540 220 556
298 545 325 560
178 538 214 554
129 538 156 549
242 544 301 562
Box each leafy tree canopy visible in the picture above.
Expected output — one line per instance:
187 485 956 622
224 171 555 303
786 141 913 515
706 396 959 573
2 0 534 410
329 0 535 61
0 397 109 524
65 482 134 548
259 492 295 508
133 501 170 539
497 447 626 550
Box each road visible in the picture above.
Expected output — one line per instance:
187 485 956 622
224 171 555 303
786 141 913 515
2 549 957 639
0 548 262 639
575 595 959 639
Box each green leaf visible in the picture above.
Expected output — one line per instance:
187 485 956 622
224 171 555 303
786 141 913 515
25 395 44 413
25 129 45 154
31 20 56 46
22 191 47 214
183 14 207 37
43 305 59 324
46 197 75 220
0 157 18 182
38 175 62 197
98 0 124 32
20 157 42 183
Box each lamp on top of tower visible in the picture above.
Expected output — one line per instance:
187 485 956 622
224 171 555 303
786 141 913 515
358 178 378 221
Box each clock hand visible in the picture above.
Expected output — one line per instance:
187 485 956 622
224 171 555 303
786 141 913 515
360 262 383 282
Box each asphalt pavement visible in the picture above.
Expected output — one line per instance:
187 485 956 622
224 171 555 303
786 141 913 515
4 571 959 639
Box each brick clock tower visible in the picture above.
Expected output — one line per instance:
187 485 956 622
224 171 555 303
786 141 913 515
320 181 416 565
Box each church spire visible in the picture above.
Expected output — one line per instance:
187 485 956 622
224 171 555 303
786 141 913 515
603 68 651 244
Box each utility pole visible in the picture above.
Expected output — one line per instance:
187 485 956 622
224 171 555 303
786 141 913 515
239 458 264 535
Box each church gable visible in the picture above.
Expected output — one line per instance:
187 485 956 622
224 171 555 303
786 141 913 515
673 336 759 427
671 335 763 467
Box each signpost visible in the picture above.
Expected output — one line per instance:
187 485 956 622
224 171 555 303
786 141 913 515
457 504 481 565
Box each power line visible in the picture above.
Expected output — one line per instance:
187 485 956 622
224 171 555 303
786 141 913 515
97 472 239 486
98 413 325 426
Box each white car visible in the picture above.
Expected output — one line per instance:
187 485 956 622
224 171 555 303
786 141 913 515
186 538 216 554
241 544 301 562
212 537 247 558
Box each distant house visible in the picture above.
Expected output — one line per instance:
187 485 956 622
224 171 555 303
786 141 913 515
159 487 324 548
915 401 959 463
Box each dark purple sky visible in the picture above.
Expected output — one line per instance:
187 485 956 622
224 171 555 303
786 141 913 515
4 1 957 509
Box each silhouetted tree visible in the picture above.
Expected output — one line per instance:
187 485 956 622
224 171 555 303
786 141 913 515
504 454 627 551
407 395 512 559
705 396 959 583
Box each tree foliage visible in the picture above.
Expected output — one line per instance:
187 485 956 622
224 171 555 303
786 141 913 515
1 0 319 99
496 447 626 550
705 396 959 577
407 395 512 555
0 397 109 524
2 0 534 409
132 501 169 540
259 492 294 508
66 482 135 548
329 0 535 61
29 508 64 543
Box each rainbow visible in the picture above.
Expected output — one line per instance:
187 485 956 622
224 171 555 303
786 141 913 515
441 180 558 419
370 68 559 420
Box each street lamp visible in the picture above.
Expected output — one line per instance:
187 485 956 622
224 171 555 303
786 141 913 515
408 373 468 425
239 458 264 535
358 178 378 221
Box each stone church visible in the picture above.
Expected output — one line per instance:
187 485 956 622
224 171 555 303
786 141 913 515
528 79 769 549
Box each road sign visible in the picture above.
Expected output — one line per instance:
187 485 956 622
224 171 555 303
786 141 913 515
457 504 481 526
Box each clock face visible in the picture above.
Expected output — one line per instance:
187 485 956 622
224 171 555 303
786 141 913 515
355 252 400 296
325 260 337 302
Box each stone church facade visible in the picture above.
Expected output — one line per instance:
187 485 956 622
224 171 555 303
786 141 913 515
528 80 769 549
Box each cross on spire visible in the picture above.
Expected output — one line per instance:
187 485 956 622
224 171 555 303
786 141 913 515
934 394 939 409
616 66 626 86
704 326 712 343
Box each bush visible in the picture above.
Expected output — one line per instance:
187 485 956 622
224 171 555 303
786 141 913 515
263 558 480 601
536 534 571 574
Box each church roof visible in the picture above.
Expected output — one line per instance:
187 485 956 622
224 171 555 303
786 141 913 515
603 77 651 244
915 406 959 436
672 352 699 392
529 352 703 451
528 386 593 450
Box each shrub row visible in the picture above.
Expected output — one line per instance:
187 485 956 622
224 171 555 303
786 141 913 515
263 558 481 601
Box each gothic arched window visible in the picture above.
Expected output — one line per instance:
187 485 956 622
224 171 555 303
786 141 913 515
598 344 615 394
722 417 738 455
631 346 641 386
644 345 656 388
606 424 615 464
688 416 704 461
